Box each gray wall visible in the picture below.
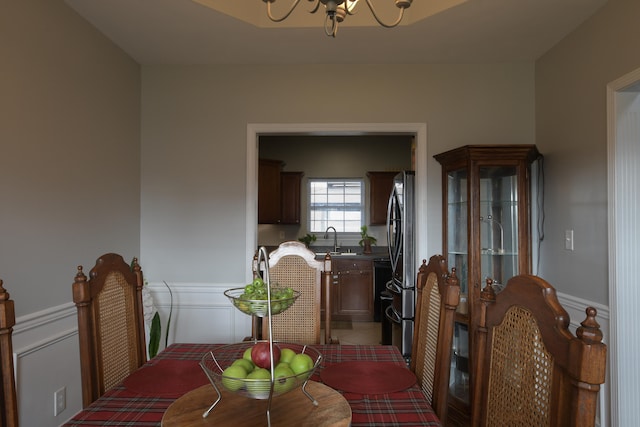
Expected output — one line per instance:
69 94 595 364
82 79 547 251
536 0 640 304
140 63 535 284
1 1 141 316
1 1 141 425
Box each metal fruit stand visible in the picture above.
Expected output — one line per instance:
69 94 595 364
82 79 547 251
199 246 322 426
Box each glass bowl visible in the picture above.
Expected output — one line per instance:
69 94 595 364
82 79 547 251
224 287 300 317
200 341 322 400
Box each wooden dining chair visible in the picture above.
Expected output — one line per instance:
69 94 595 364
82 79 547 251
72 253 147 408
0 281 18 427
471 275 607 427
409 255 460 424
253 241 337 345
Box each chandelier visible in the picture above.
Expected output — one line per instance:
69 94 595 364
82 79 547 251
263 0 412 37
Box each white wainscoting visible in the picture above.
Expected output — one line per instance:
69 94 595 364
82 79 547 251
144 281 252 353
12 302 81 427
10 286 607 427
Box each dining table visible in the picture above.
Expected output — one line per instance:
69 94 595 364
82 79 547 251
63 342 442 426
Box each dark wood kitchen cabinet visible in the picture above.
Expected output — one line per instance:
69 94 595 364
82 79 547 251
367 171 398 225
258 159 283 224
258 159 302 224
434 144 540 425
331 258 374 322
280 172 303 224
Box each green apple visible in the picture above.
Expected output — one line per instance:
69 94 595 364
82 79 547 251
243 346 253 361
289 353 314 375
279 348 296 364
221 364 247 392
232 358 254 374
246 367 272 399
275 361 290 371
273 364 295 393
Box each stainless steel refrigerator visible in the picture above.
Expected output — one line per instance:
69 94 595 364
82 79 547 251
384 170 415 362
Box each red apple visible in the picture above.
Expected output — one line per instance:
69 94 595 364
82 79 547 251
251 342 281 369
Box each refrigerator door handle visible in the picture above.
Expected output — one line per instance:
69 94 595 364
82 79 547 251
385 279 402 294
385 304 402 324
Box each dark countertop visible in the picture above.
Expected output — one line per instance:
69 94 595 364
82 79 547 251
313 249 389 261
256 245 389 260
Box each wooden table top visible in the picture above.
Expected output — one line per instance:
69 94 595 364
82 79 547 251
162 380 351 427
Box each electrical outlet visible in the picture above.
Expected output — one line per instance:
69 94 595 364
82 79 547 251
279 231 285 239
54 386 66 416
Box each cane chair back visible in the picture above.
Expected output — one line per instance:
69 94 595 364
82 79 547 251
472 275 607 427
0 281 18 427
72 253 147 408
409 255 460 423
253 242 335 345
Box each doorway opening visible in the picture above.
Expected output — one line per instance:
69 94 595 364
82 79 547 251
244 123 429 283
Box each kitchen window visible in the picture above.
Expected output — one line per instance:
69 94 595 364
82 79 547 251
309 179 363 233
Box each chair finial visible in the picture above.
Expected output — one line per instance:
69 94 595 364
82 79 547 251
0 279 8 301
131 257 141 273
480 277 496 302
576 306 603 344
75 266 87 283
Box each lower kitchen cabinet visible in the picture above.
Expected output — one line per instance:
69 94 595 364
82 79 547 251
331 258 374 322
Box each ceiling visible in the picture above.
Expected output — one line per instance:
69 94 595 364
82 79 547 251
64 0 607 65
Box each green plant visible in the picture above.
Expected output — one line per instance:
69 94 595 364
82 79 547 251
129 256 174 359
358 225 377 246
298 233 317 247
148 280 173 358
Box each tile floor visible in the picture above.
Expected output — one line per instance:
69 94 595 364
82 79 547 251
325 321 382 345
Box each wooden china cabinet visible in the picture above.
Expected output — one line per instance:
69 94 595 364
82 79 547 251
434 145 541 425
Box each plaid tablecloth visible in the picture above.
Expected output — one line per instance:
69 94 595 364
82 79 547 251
64 343 441 426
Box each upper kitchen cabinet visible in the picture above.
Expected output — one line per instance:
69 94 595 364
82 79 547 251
258 159 283 224
258 159 303 224
434 144 541 424
367 171 399 225
280 171 304 224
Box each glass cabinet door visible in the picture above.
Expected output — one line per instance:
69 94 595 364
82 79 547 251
479 166 518 291
447 169 471 404
446 169 468 295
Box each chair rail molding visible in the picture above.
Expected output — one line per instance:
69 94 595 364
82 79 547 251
145 281 252 350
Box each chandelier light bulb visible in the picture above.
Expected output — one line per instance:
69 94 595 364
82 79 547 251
263 0 412 37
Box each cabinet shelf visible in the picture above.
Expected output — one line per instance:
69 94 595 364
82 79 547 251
480 250 517 256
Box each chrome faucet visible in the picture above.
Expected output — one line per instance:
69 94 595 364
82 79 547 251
324 226 339 253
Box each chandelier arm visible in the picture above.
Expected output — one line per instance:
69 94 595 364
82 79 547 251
324 13 338 37
309 0 321 13
265 0 304 22
363 0 406 28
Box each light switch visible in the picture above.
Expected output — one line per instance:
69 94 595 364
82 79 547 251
564 230 574 251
